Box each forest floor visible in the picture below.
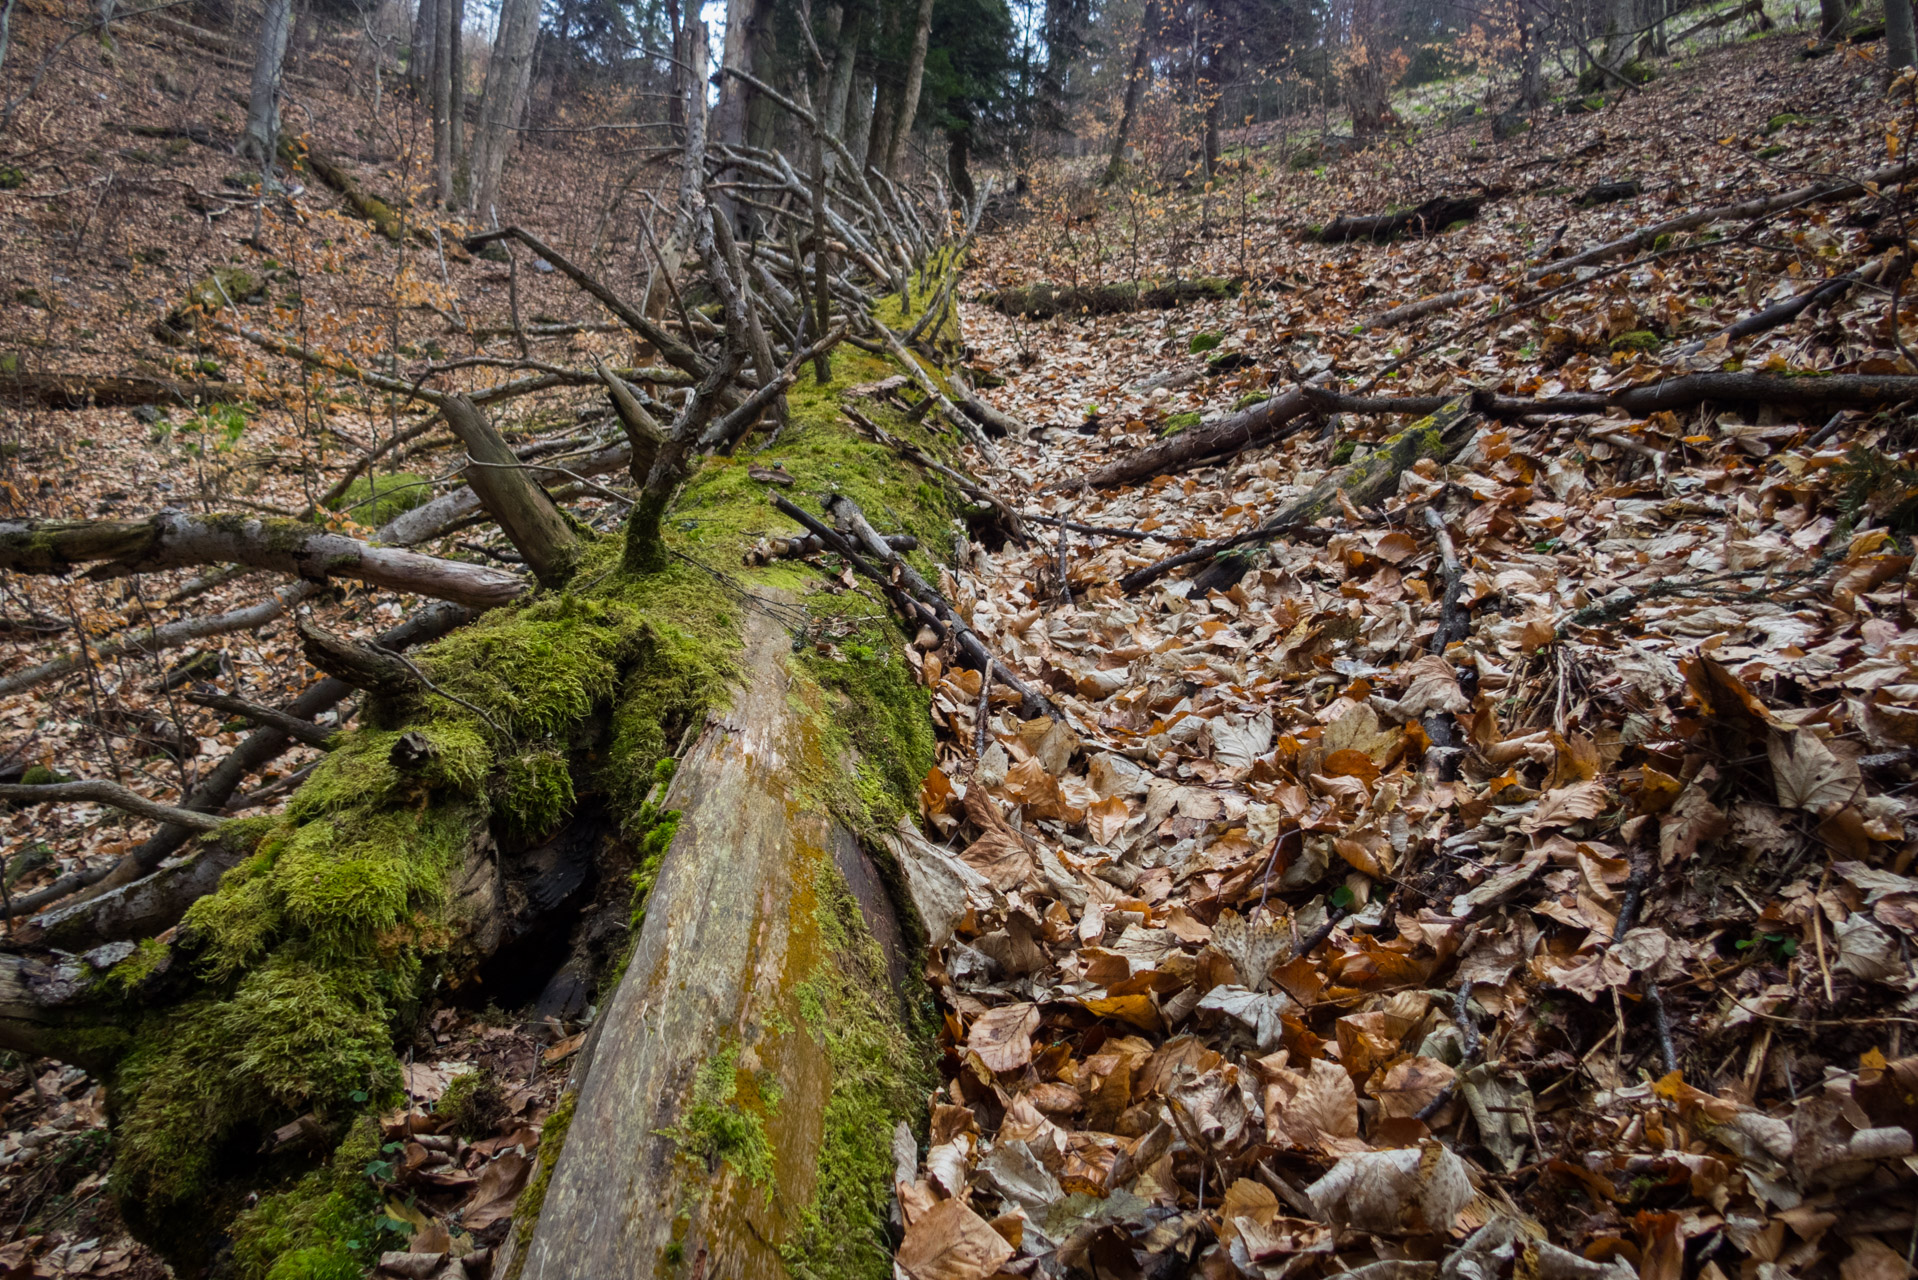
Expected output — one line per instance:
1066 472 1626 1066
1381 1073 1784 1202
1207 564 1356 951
1 0 1918 1275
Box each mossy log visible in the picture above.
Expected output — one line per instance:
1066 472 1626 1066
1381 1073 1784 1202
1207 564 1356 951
511 605 930 1278
1117 400 1478 593
986 276 1244 318
0 511 526 608
0 370 240 409
278 134 407 243
1315 194 1486 243
0 314 963 1277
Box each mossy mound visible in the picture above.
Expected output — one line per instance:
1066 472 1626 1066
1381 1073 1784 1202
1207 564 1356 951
1609 329 1662 354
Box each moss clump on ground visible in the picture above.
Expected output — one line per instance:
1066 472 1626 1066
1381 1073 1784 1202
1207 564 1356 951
435 1070 508 1139
780 865 935 1280
669 1045 775 1187
1609 329 1661 354
228 1115 402 1280
333 472 432 527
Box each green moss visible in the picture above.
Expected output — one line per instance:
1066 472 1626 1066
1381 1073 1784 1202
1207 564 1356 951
422 596 635 741
114 961 402 1221
0 166 24 190
1609 329 1661 353
1766 112 1813 133
434 1070 507 1139
1330 438 1358 464
101 938 171 998
508 1092 576 1279
1187 331 1224 354
779 864 935 1280
19 764 71 785
496 746 575 837
185 267 261 312
229 1116 400 1280
795 621 936 835
668 1044 775 1187
1160 411 1202 437
1233 391 1270 411
334 472 432 527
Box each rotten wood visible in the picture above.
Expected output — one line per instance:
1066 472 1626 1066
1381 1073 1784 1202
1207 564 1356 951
1061 377 1328 491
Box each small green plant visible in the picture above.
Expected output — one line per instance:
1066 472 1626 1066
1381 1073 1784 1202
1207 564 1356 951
0 166 24 190
1735 933 1799 959
176 402 251 455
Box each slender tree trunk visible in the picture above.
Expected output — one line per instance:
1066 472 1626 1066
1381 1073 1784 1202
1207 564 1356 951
469 0 540 221
1199 0 1223 179
431 0 454 206
1887 0 1915 61
645 15 707 321
239 0 294 165
845 61 876 173
947 124 975 206
1346 0 1394 141
883 0 936 177
1102 0 1155 186
448 0 465 203
711 0 758 150
1517 14 1545 107
822 1 863 142
411 0 438 97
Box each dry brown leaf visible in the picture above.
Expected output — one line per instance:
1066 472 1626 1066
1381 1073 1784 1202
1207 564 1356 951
895 1195 1016 1280
967 1002 1041 1074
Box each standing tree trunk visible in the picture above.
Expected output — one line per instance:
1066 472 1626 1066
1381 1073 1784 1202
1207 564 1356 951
644 15 707 321
1345 0 1395 142
947 122 974 206
882 0 936 177
1198 0 1224 179
1103 0 1155 186
846 64 876 172
448 0 465 203
430 0 454 206
239 0 294 164
1888 0 1916 64
1517 11 1545 107
469 0 540 221
410 0 439 97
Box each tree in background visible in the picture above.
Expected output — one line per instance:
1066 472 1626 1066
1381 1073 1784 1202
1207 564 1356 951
470 0 541 220
924 0 1017 201
238 0 292 163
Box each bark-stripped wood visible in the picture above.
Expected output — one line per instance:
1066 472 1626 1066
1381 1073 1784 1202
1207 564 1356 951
514 606 911 1276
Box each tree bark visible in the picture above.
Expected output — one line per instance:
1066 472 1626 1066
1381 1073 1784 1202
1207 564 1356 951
411 0 439 97
430 0 454 206
1888 0 1916 66
512 605 922 1276
1346 0 1395 141
1820 0 1852 38
845 59 877 173
469 0 539 221
1059 378 1327 490
0 513 526 608
883 0 936 177
440 394 582 587
1103 0 1156 186
239 0 293 164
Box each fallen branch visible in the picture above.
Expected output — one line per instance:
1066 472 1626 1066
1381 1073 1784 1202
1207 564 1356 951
465 226 708 380
1119 400 1476 593
841 408 1028 543
1361 286 1494 332
182 692 337 747
986 277 1243 319
0 780 227 832
1306 372 1918 421
0 512 527 609
1061 376 1329 490
1528 158 1918 281
872 318 1006 469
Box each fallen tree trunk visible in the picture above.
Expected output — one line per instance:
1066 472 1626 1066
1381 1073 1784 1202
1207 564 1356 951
0 511 527 608
1303 372 1918 421
1061 376 1328 490
1316 194 1485 243
0 370 239 409
1528 158 1918 281
987 276 1243 318
509 605 928 1278
1120 400 1477 592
